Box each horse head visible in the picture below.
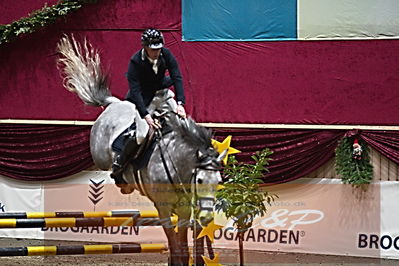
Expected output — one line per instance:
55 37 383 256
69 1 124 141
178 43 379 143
167 117 226 227
193 147 225 226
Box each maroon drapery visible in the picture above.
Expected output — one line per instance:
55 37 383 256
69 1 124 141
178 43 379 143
1 1 398 182
0 124 93 181
213 129 345 183
361 131 399 165
2 1 399 126
1 124 398 183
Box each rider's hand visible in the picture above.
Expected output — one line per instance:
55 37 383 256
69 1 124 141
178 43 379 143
144 114 161 129
176 104 187 118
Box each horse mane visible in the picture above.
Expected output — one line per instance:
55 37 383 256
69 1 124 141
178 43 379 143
168 115 213 153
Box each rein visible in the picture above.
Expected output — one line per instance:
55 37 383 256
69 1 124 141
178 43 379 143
153 111 222 219
155 126 219 212
156 129 195 204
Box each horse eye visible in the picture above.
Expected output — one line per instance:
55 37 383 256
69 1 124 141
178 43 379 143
197 178 203 184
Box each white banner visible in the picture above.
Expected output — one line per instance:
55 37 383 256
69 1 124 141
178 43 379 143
0 176 43 239
213 178 382 259
379 182 399 259
0 173 398 260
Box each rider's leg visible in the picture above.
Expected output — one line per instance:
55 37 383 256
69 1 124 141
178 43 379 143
111 135 140 183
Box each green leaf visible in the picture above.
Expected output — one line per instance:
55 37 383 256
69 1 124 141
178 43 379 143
216 148 277 231
0 0 95 45
335 136 373 186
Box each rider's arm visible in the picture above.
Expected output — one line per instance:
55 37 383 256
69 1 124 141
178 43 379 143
125 57 149 118
163 48 185 105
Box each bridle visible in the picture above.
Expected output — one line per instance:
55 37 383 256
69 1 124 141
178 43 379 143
156 128 222 212
192 149 222 212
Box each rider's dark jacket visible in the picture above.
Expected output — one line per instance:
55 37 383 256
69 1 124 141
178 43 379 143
125 47 185 118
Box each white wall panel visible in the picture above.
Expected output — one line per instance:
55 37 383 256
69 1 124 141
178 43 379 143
298 0 399 40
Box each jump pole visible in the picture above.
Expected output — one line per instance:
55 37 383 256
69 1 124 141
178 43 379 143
0 243 167 256
0 217 178 228
0 210 159 219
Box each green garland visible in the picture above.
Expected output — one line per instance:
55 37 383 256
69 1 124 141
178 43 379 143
0 0 97 45
335 136 373 186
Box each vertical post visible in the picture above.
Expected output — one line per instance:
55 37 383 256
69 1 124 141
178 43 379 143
239 231 244 266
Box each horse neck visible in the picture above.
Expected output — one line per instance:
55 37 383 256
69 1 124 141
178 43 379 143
161 131 197 184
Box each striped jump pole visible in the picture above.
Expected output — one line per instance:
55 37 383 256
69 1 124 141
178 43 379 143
0 243 167 256
0 210 159 219
0 216 178 229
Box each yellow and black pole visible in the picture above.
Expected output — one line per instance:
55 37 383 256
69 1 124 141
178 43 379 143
0 243 167 256
0 210 159 219
0 216 177 228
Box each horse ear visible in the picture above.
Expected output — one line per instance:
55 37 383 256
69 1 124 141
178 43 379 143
217 149 228 163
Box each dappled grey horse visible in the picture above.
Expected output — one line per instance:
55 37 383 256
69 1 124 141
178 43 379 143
57 36 224 265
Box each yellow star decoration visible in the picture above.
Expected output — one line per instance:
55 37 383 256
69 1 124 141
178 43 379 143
197 219 224 243
171 214 179 233
202 253 222 266
211 135 241 164
216 184 225 191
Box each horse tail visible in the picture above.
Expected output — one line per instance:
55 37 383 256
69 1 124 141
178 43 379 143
56 35 120 107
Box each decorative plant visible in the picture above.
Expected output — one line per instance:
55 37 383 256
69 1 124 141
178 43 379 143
0 0 97 45
215 148 277 266
335 136 373 187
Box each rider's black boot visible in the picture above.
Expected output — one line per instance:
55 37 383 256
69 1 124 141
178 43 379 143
110 135 141 184
110 155 126 185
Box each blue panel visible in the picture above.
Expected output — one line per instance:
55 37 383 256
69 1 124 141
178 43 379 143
182 0 297 41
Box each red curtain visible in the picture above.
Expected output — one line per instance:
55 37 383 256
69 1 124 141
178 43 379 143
213 129 345 183
0 124 93 181
361 131 399 165
1 1 398 183
1 124 398 183
2 1 399 126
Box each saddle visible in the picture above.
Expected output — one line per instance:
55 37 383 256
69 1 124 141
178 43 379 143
130 126 156 169
111 112 172 170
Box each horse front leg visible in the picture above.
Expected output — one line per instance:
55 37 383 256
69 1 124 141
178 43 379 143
162 225 181 266
157 207 181 266
177 225 189 265
175 202 192 266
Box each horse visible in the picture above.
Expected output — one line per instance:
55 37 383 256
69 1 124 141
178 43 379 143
56 35 224 265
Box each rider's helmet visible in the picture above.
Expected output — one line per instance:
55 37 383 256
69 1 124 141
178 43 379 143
141 28 164 49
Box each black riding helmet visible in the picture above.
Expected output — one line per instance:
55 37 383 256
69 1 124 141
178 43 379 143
141 28 164 49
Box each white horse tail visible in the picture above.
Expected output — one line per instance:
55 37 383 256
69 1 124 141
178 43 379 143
56 35 120 107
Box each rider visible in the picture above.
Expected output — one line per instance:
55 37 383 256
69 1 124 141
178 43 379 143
111 28 187 181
